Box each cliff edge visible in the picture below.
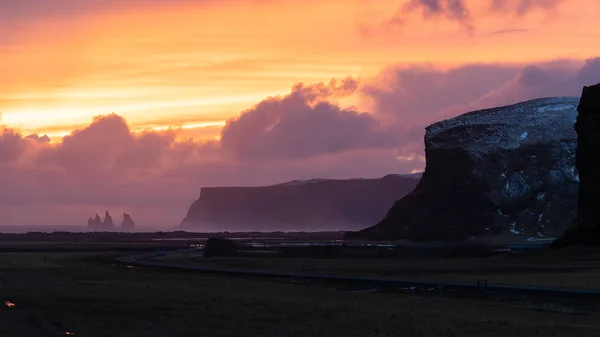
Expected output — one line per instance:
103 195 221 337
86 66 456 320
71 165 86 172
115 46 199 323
180 174 420 232
346 97 579 241
552 84 600 247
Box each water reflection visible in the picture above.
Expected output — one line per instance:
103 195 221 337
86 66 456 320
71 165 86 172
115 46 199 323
4 300 15 308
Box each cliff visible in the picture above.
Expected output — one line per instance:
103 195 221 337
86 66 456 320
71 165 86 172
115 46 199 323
180 174 421 231
552 84 600 247
346 97 580 241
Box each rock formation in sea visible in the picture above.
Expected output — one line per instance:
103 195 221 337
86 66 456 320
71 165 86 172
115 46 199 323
102 211 114 229
180 174 421 232
87 215 102 230
121 213 136 231
552 84 600 247
345 97 580 242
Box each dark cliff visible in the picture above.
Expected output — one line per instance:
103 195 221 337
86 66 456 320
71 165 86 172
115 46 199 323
552 84 600 247
346 97 579 241
180 174 421 231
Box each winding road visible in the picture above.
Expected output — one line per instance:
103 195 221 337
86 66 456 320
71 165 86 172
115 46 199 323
116 250 600 297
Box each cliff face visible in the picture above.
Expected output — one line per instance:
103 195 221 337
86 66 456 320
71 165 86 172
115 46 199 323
347 97 579 241
180 174 420 231
574 84 600 227
552 84 600 247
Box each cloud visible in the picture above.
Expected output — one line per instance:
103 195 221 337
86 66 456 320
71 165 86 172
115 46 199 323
401 0 474 31
0 79 421 227
0 0 218 21
470 58 600 109
490 0 564 15
362 63 520 124
484 28 531 35
2 57 599 228
366 58 600 124
220 77 402 160
0 127 28 164
389 0 565 32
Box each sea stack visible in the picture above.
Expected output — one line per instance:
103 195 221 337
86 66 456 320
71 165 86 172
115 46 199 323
87 214 103 230
121 213 136 231
553 83 600 247
102 211 114 229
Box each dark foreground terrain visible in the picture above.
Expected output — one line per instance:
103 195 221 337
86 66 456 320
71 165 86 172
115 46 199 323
2 247 600 336
153 251 600 290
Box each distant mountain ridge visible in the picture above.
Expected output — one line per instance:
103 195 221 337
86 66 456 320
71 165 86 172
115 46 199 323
180 174 420 232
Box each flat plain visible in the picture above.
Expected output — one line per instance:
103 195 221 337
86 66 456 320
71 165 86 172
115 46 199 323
154 248 600 290
2 247 600 337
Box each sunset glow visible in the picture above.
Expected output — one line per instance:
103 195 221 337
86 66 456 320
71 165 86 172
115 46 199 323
3 0 600 138
2 0 600 227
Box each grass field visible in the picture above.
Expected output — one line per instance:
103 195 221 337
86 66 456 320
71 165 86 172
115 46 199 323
154 249 600 290
2 249 600 336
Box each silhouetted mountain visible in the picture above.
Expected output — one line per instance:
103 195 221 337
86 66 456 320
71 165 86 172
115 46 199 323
346 97 580 242
121 213 136 231
180 174 420 231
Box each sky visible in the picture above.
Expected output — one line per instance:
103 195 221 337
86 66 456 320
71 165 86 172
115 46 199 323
1 0 600 228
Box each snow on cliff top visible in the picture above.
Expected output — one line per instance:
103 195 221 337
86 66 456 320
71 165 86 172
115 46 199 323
275 174 421 187
426 97 579 140
425 97 579 150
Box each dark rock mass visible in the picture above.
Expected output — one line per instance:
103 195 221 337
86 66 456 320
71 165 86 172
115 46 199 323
121 213 136 231
88 215 100 230
180 174 421 232
552 84 600 247
346 97 579 242
102 211 114 229
87 214 104 231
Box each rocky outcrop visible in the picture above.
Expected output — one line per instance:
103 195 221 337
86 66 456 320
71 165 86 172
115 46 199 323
102 211 114 229
87 214 103 230
346 97 579 242
552 84 600 247
574 84 600 227
121 213 136 231
180 174 420 232
87 211 136 231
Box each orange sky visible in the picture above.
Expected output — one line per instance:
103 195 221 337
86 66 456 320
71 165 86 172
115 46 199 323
2 0 600 139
